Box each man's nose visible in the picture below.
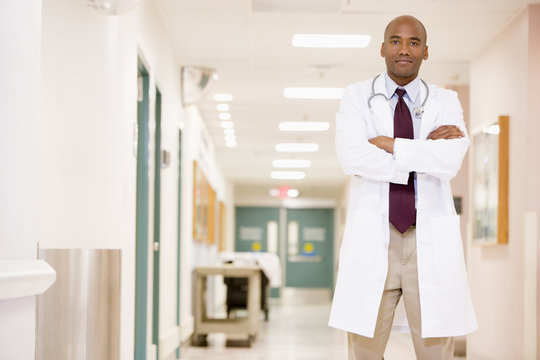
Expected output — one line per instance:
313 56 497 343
398 44 409 55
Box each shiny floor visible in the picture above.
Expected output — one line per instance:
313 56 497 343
180 288 466 360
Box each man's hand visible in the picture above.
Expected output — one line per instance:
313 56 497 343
369 136 395 154
427 125 465 140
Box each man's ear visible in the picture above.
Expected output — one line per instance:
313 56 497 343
423 45 429 60
380 42 385 57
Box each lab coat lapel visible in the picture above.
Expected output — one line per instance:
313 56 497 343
370 74 393 137
419 83 440 139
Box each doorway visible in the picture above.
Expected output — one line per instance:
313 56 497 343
134 60 150 360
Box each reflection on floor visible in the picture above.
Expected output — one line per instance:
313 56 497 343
180 288 465 360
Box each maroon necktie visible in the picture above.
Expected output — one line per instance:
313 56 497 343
390 88 416 233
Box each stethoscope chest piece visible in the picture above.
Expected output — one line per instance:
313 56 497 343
368 74 429 119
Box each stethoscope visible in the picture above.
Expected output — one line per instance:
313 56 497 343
367 74 429 119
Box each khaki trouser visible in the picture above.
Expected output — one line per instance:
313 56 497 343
348 226 454 360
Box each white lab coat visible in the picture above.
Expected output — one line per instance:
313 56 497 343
328 74 477 338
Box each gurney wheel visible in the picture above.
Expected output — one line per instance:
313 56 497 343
192 334 208 346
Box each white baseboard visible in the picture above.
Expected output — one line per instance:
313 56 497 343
180 316 194 343
159 326 180 360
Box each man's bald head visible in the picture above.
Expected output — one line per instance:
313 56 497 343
380 15 429 86
384 15 427 44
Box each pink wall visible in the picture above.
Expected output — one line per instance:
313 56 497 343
468 5 540 359
527 6 540 359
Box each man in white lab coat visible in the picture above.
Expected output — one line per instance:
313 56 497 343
328 15 477 359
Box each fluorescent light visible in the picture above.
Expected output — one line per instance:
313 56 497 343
482 125 500 135
272 159 311 168
219 112 231 120
269 189 279 197
270 171 305 180
226 140 237 148
214 93 233 101
283 87 344 99
217 103 230 111
287 189 299 197
220 121 234 129
279 122 330 131
224 128 235 135
224 134 236 141
292 34 371 48
275 143 319 152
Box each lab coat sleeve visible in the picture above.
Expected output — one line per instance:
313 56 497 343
393 90 469 181
335 84 410 184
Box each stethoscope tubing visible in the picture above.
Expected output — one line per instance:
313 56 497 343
367 74 429 118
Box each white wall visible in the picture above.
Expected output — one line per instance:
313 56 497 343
0 1 41 358
467 5 540 359
40 0 228 358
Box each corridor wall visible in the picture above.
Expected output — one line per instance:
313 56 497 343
0 0 42 359
468 4 540 359
40 0 229 359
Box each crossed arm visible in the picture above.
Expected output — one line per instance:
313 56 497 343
368 125 465 154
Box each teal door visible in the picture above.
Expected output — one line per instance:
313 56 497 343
135 61 150 360
175 129 182 359
285 208 334 288
151 89 162 360
235 207 280 253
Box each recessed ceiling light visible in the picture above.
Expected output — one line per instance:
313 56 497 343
217 104 230 111
275 143 319 152
283 87 344 99
220 121 234 129
224 128 235 135
214 93 233 101
292 34 371 48
219 112 231 120
225 134 236 141
279 122 330 131
272 159 311 168
226 140 237 148
270 171 305 180
287 189 299 197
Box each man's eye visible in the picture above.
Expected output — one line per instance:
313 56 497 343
410 41 419 46
391 40 399 45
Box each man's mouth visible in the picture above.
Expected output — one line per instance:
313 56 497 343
396 58 412 64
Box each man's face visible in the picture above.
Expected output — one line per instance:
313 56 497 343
380 18 428 86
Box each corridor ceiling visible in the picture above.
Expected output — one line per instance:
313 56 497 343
159 0 536 193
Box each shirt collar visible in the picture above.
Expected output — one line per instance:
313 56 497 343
384 72 421 103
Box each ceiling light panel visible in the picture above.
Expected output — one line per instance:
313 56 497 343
214 93 233 101
220 121 234 128
219 112 231 120
270 171 305 180
292 34 371 48
279 122 330 131
275 143 319 152
217 103 230 111
287 189 299 197
272 159 311 168
283 87 344 99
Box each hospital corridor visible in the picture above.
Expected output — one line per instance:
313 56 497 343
2 0 540 359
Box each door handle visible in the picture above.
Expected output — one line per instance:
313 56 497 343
153 242 160 252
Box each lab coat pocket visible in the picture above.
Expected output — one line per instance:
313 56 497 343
430 215 465 278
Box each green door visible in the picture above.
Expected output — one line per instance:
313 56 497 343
135 61 150 360
151 89 162 360
235 207 280 253
285 208 333 288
